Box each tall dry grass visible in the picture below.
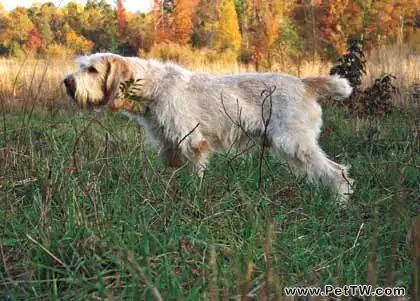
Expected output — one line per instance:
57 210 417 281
0 58 74 111
0 44 419 111
364 45 420 106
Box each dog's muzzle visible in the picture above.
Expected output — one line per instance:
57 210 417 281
63 75 76 100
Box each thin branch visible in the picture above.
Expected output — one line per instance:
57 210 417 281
220 94 256 145
258 85 275 190
26 234 70 272
72 117 97 173
177 122 201 148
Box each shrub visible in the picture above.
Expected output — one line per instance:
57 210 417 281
330 37 367 95
330 37 397 115
357 74 397 115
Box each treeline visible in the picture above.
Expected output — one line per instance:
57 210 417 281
1 0 420 66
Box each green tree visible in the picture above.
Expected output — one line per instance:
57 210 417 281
81 5 106 52
126 12 154 55
62 2 85 34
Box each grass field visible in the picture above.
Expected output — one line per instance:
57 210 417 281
1 105 418 300
0 54 419 300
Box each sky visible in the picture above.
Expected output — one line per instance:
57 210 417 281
1 0 153 12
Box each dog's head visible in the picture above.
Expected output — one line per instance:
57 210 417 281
63 53 133 110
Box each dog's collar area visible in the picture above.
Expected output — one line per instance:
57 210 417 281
106 77 152 114
108 96 150 115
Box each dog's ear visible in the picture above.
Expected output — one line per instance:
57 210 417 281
102 56 132 95
75 55 89 68
100 55 133 106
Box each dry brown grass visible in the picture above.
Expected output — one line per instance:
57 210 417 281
0 45 419 111
364 45 420 106
0 58 73 111
366 45 420 86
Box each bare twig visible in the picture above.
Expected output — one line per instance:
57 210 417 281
2 108 6 144
177 122 201 148
122 249 163 301
368 209 379 294
208 245 218 301
352 223 365 248
258 85 275 190
1 274 132 286
25 60 51 124
26 234 70 272
85 234 163 301
0 177 38 189
412 214 420 299
220 94 256 145
72 116 97 173
241 261 254 301
0 237 10 280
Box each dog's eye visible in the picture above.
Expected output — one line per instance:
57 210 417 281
87 66 98 74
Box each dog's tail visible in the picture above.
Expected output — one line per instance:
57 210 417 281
302 75 353 100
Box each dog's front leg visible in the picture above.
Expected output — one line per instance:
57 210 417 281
159 144 184 169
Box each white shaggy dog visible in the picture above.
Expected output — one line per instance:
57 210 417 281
64 53 354 201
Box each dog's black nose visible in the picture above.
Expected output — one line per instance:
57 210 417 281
63 76 76 96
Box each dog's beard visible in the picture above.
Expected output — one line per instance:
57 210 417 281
73 93 103 110
71 79 108 110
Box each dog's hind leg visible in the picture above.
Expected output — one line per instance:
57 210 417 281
272 132 353 203
191 139 211 190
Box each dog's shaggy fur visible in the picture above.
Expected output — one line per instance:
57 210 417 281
64 53 354 201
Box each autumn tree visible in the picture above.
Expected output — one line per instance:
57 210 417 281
246 0 288 69
173 0 198 45
62 2 85 34
126 12 154 55
292 0 363 60
153 0 175 43
28 4 56 51
98 1 119 52
318 0 362 57
0 4 8 54
26 28 42 54
80 1 118 52
292 0 319 60
66 29 94 54
81 4 105 51
191 0 218 48
0 7 34 56
367 0 417 47
116 0 128 33
213 0 241 51
49 6 69 45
